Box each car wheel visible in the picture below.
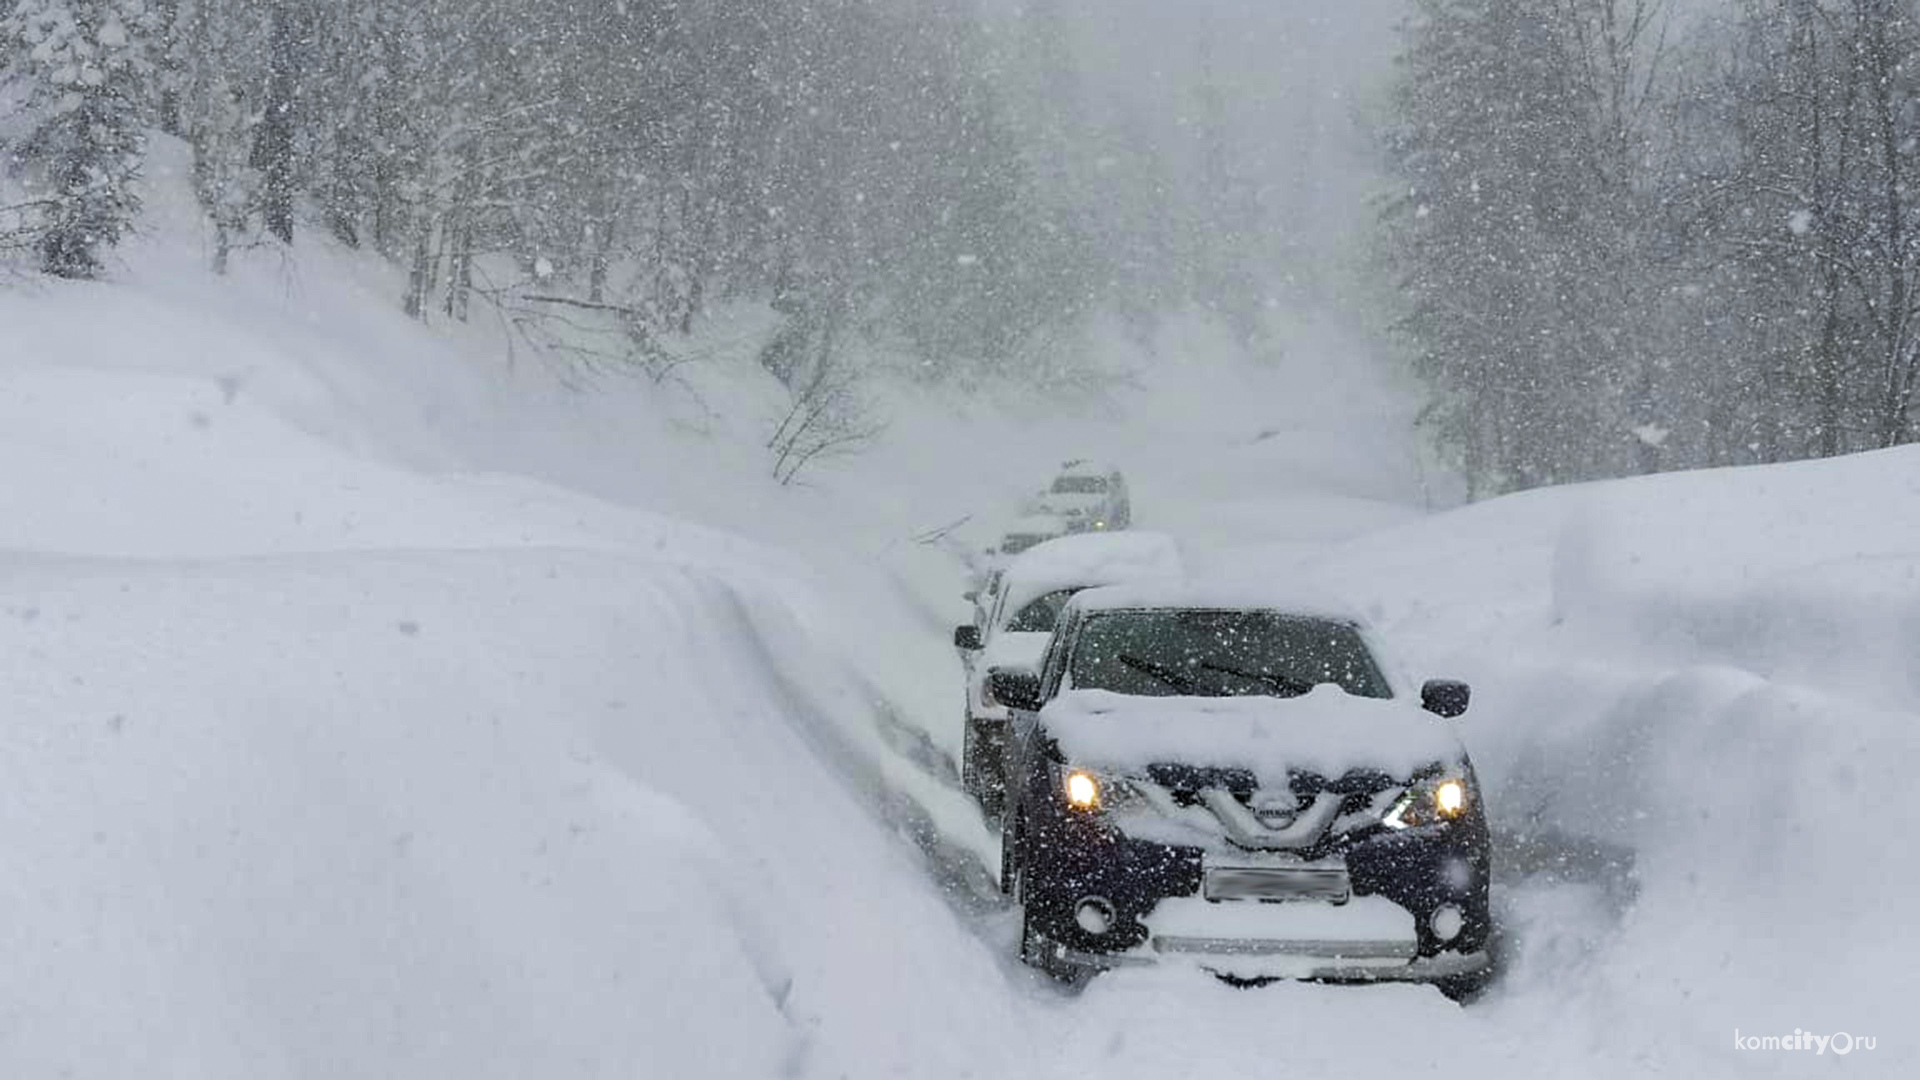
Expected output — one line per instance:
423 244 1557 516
1435 968 1495 1004
961 718 1005 822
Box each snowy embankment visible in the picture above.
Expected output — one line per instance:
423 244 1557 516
0 370 1023 1078
1303 450 1920 1058
0 141 1022 1077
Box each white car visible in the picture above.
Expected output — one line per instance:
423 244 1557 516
995 514 1074 556
951 530 1182 819
1027 460 1131 532
962 516 1075 629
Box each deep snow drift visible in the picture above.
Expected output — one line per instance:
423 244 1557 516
1 140 1909 1077
1304 450 1920 1065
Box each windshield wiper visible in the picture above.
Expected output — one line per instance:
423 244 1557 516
1199 662 1315 697
1118 653 1198 694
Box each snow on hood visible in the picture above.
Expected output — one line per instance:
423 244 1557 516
1041 685 1465 781
981 629 1051 674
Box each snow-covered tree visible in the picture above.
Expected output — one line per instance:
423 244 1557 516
1381 0 1920 490
2 0 159 277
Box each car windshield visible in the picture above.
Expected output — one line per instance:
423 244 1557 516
1051 476 1107 494
1068 609 1392 699
1004 588 1078 633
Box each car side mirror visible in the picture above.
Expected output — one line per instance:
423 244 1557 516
953 624 983 651
1421 679 1471 718
962 589 978 603
987 668 1043 712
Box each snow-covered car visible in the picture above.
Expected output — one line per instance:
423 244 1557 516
951 532 1184 820
987 581 1491 998
960 517 1075 632
1027 461 1131 532
994 514 1073 557
961 566 1005 637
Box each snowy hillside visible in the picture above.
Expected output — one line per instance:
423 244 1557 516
1 141 1911 1079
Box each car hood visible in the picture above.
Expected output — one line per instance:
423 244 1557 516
1041 685 1466 781
981 631 1051 675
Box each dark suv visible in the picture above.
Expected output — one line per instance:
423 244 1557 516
987 582 1492 999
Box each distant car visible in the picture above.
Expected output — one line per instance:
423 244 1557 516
951 531 1183 821
987 580 1491 999
995 514 1074 556
1028 461 1131 532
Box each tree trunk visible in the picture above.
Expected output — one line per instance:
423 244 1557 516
253 0 300 245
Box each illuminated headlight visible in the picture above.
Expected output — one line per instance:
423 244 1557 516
1063 769 1102 810
1091 519 1108 530
1384 773 1472 829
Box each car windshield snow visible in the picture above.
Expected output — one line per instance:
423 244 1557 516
1050 476 1107 494
1068 609 1392 699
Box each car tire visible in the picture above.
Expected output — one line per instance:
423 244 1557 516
1435 968 1495 1004
961 718 1005 822
999 811 1023 896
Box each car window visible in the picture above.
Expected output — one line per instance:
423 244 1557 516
987 577 1010 631
1039 612 1074 698
1067 609 1392 699
1004 588 1077 633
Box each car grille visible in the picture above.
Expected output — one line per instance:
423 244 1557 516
1124 765 1405 853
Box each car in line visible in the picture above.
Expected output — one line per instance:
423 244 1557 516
961 515 1078 633
1027 460 1131 532
952 531 1183 821
986 580 1492 999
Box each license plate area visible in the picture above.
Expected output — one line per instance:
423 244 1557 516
1203 867 1351 904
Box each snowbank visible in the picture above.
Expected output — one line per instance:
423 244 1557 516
0 140 1027 1077
1305 446 1920 1061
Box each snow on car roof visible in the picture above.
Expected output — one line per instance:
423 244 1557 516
997 531 1185 619
1056 458 1117 476
1065 576 1366 624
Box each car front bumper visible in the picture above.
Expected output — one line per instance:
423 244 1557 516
1047 936 1492 983
1019 819 1491 981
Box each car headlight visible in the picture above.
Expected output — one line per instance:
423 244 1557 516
1383 773 1472 829
1057 766 1136 812
1064 769 1101 809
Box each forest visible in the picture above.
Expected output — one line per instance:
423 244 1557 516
6 1 1919 492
